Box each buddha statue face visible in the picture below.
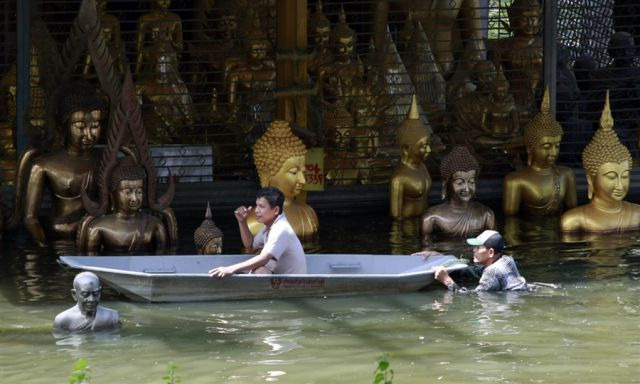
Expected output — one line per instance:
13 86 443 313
472 60 497 90
113 179 144 215
589 161 630 203
447 170 477 203
203 237 223 255
314 25 331 48
509 2 541 37
408 135 430 162
269 155 306 199
68 110 103 153
248 39 269 62
530 135 561 168
96 0 107 14
336 36 354 60
219 15 238 40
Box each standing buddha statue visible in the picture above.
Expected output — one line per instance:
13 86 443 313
307 0 333 77
503 87 577 216
135 41 195 144
248 120 319 242
389 95 431 219
421 146 495 238
82 0 123 78
490 0 543 114
135 0 183 75
560 91 640 232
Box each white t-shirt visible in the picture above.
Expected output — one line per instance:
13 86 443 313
252 214 306 274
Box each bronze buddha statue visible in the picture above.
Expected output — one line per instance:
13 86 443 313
15 82 107 247
479 66 520 141
490 0 543 112
390 95 431 219
194 202 224 255
80 157 168 254
135 41 195 144
422 146 495 238
503 87 577 216
307 0 333 77
452 60 497 134
135 0 183 75
248 120 319 242
560 91 640 232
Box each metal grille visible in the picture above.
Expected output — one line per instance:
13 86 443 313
2 0 638 187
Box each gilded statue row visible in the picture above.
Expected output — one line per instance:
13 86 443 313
390 86 640 237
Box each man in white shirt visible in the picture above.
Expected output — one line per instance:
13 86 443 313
208 187 306 277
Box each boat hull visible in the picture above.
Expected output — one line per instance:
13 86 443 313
58 254 467 302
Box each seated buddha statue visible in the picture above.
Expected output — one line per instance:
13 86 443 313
323 96 360 186
193 202 224 255
247 120 319 242
452 60 497 134
80 156 168 254
135 41 195 144
13 82 106 247
389 95 431 220
477 66 520 144
560 91 640 233
490 0 543 113
135 0 183 75
421 146 495 239
503 87 577 216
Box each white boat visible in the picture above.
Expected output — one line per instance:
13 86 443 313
58 254 468 302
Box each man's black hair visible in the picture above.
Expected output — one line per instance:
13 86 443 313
256 186 285 214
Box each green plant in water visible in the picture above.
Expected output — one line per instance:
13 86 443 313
372 355 393 384
163 361 181 384
67 358 91 384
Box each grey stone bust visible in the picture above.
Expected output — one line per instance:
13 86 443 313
53 272 120 332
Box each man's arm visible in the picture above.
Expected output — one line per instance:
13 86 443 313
208 251 273 278
234 206 254 252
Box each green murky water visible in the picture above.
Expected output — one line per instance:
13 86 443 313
1 213 639 383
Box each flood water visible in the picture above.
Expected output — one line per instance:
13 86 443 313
1 212 639 383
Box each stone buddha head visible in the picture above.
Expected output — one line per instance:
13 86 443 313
440 146 480 202
194 202 223 254
331 6 356 61
523 87 564 167
398 95 430 165
508 0 541 38
109 156 146 214
582 91 632 201
309 0 331 48
253 120 307 199
57 82 108 153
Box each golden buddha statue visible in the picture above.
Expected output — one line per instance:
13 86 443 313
14 82 107 247
247 120 319 242
421 146 495 238
224 26 276 132
490 0 543 111
317 6 364 103
82 0 123 78
194 202 223 255
135 41 195 144
80 157 168 254
323 96 360 186
135 0 183 75
307 0 333 77
389 95 431 220
503 87 577 216
560 91 640 233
